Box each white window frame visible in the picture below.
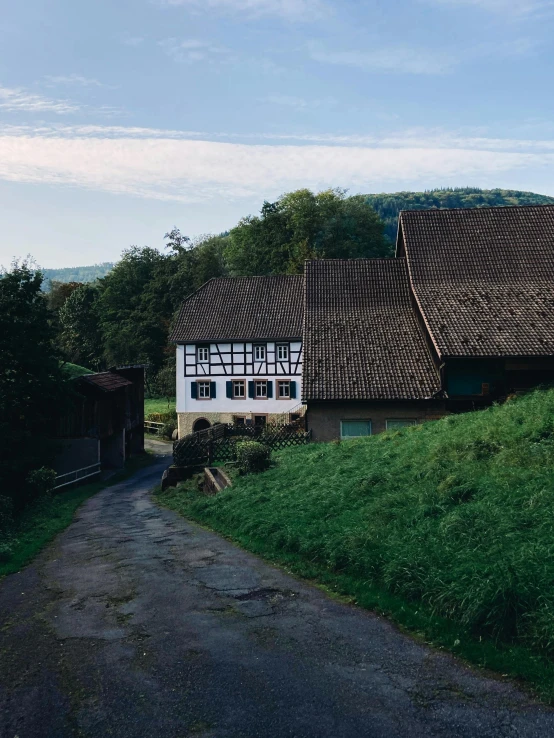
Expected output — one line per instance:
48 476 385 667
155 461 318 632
197 381 211 399
340 420 372 439
278 380 291 398
254 344 266 362
277 344 289 361
255 380 268 398
233 380 245 398
197 346 209 363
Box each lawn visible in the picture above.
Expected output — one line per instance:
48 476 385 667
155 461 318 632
145 397 176 417
0 452 157 579
157 387 554 701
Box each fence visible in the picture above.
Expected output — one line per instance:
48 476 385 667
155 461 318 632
54 462 102 490
145 420 165 435
173 423 311 467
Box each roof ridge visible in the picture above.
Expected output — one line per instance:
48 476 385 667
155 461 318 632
400 203 554 216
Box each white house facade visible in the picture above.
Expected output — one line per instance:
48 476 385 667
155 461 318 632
170 275 304 437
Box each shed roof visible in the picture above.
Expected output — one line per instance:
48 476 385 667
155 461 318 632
80 372 133 392
302 259 440 401
399 205 554 357
170 275 304 342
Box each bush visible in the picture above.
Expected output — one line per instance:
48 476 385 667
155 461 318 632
235 441 271 475
25 467 57 501
0 495 13 531
162 420 178 440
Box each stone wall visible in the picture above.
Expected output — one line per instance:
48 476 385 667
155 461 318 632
306 401 447 443
177 412 236 438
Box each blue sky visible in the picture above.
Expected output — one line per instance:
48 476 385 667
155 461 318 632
1 0 553 268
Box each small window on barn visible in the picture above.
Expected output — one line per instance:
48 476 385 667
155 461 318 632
340 421 372 439
386 419 417 431
197 346 209 363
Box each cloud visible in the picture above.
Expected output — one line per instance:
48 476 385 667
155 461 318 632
120 32 145 46
43 74 110 88
0 85 81 114
430 0 554 16
157 0 323 19
309 45 455 75
261 94 337 110
0 124 552 204
160 38 230 63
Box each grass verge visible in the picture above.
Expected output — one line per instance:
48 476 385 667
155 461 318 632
0 452 157 579
145 397 176 416
155 388 554 702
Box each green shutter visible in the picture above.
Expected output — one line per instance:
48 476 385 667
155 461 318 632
248 381 255 398
267 380 273 398
191 382 197 399
210 382 217 399
290 381 297 399
226 381 233 398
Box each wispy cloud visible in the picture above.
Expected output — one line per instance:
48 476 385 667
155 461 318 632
261 94 337 110
309 45 455 75
120 32 145 46
160 38 230 63
0 85 81 114
0 124 552 204
43 74 115 89
157 0 323 19
430 0 554 16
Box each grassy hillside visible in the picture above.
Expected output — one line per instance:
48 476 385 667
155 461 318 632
61 362 93 379
42 262 115 289
366 188 554 243
160 387 554 698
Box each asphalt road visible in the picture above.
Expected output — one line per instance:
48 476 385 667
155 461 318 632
1 446 553 738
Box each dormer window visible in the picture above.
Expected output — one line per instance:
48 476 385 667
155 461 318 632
197 346 209 363
254 344 266 362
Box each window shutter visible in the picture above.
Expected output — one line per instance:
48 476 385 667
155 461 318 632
267 380 273 398
226 381 233 398
290 381 297 399
248 381 255 399
210 381 217 399
191 382 197 399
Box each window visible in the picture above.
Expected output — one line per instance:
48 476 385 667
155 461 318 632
198 381 211 399
197 346 209 363
254 415 267 427
234 416 246 426
255 380 267 398
278 380 290 398
340 420 372 439
386 419 416 431
254 344 266 362
277 344 289 361
233 380 245 398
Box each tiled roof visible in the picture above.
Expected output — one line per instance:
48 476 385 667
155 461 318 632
302 259 441 401
170 276 304 342
81 372 133 392
400 205 554 357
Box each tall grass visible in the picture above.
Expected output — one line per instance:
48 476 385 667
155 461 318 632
160 388 554 695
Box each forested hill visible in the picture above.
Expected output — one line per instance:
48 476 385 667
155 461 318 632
42 262 115 289
365 188 554 243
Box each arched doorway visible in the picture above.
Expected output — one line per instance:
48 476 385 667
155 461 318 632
193 418 211 433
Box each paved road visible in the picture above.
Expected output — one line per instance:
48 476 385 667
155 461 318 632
1 449 553 738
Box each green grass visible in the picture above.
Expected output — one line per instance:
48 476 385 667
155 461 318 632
0 452 157 579
157 387 554 701
145 397 176 417
61 362 93 379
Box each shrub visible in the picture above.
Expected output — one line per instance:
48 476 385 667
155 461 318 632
0 495 13 531
26 467 57 501
162 420 178 440
235 441 271 475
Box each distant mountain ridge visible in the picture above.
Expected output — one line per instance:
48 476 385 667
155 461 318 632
41 262 115 289
365 187 554 243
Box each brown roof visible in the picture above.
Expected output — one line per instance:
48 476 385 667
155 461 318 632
400 205 554 357
170 276 304 342
81 372 133 392
302 259 441 401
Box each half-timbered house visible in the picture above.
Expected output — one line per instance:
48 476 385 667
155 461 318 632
170 276 304 437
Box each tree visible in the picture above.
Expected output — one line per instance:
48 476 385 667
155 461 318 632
0 262 65 509
59 284 104 370
226 188 390 276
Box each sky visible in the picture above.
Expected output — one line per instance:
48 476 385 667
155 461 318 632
0 0 553 268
